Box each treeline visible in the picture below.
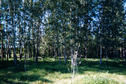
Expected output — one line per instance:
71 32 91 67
0 0 126 64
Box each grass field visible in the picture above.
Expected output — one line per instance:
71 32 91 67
0 58 126 84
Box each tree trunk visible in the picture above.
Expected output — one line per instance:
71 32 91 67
33 41 36 61
71 48 78 78
24 51 27 72
1 30 3 61
36 44 39 62
105 48 108 60
32 24 36 61
85 47 87 59
9 0 17 64
19 33 23 60
64 45 67 64
124 49 126 61
20 45 23 60
100 45 102 65
71 48 74 78
7 38 9 61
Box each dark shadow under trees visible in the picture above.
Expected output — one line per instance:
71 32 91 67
0 59 126 83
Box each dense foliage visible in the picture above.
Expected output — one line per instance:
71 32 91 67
0 0 126 63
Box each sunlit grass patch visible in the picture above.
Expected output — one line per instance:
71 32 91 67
74 75 121 84
0 58 126 84
54 72 125 84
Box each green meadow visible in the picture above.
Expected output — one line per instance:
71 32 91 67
0 58 126 84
